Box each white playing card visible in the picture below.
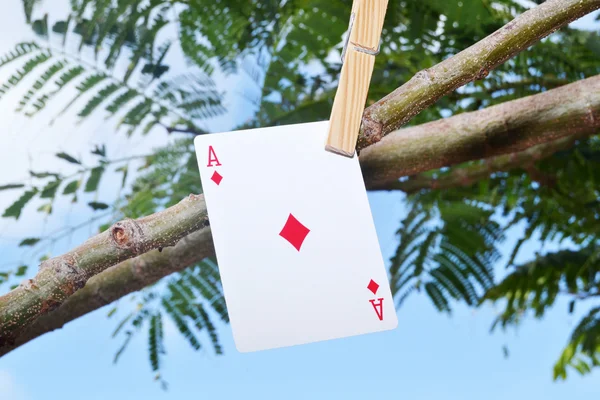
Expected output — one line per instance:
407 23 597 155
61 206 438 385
194 121 397 352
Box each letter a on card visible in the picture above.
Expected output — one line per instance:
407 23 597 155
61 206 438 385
207 145 222 167
194 121 397 352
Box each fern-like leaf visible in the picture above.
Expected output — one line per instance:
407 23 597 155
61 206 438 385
0 42 40 68
27 65 85 116
0 50 52 100
17 60 67 112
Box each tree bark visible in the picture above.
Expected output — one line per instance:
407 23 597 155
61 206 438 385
357 0 600 149
0 227 215 357
2 75 599 355
388 135 582 193
360 74 600 189
0 194 209 346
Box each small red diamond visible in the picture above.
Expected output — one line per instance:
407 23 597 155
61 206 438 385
279 213 310 251
211 171 223 185
367 279 379 295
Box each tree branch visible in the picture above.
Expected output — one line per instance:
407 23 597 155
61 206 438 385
0 194 209 346
0 227 215 357
357 0 600 149
2 0 600 355
360 74 600 190
388 135 581 193
2 75 599 355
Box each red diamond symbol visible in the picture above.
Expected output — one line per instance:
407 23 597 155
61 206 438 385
211 171 223 185
367 279 379 295
279 213 310 251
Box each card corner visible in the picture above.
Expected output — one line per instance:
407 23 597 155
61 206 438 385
233 339 254 354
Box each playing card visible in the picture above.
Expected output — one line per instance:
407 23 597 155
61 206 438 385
194 121 397 352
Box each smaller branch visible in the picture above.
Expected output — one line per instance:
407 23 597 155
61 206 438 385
389 135 579 193
357 0 600 148
0 194 209 346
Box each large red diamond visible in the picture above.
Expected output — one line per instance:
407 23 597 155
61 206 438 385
211 171 223 185
367 279 379 295
279 213 310 251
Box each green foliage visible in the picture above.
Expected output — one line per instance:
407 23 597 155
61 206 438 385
56 152 81 165
19 238 40 247
84 166 104 192
554 307 600 379
0 42 39 68
3 189 37 219
0 184 25 191
88 201 109 210
62 180 81 194
5 0 600 384
15 265 28 277
40 179 62 199
1 0 225 136
0 50 52 100
16 60 66 112
390 199 501 312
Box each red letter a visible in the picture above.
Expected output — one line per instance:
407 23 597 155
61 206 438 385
369 298 384 321
207 146 222 167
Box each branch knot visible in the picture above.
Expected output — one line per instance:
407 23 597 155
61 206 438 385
110 219 145 253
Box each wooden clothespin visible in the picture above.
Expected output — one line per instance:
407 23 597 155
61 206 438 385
326 0 388 157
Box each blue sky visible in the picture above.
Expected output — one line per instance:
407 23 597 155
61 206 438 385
0 2 599 399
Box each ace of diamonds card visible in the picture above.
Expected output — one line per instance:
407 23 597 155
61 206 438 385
194 121 397 352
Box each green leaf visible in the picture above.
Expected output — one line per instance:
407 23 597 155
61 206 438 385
16 60 67 112
0 42 40 68
149 313 162 372
92 144 106 157
62 179 81 195
40 180 62 199
15 265 28 277
32 14 49 37
52 20 69 34
114 332 133 364
19 238 40 247
56 152 81 165
56 73 108 118
3 189 37 219
37 203 52 214
0 184 25 191
29 171 59 179
88 201 109 211
27 65 86 116
77 83 120 118
116 165 128 188
0 51 52 101
84 166 104 192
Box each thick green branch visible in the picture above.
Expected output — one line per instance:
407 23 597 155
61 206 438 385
357 0 600 148
360 74 600 190
0 194 209 346
0 227 215 357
